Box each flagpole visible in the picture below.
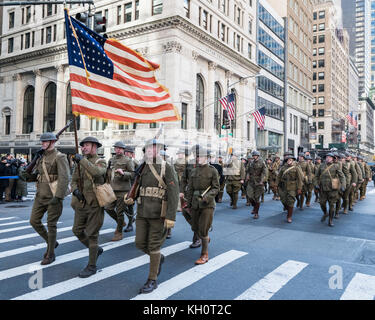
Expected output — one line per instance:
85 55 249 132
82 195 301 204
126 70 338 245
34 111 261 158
73 115 84 201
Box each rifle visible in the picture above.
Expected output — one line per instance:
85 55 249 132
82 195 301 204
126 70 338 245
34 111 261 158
25 120 74 174
124 124 164 205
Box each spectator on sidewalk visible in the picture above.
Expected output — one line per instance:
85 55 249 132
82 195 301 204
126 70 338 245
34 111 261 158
0 156 11 204
16 159 28 201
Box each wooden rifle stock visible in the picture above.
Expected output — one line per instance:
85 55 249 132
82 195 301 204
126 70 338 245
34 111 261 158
25 120 74 174
125 162 145 201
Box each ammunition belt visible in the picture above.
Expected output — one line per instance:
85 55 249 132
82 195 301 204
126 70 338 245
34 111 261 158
37 174 58 183
139 186 166 199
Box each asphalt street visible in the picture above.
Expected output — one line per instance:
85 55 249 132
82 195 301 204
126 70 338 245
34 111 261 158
1 185 375 300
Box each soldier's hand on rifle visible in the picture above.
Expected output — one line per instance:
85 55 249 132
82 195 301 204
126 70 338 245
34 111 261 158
73 189 85 202
297 189 302 195
201 196 208 204
352 183 356 187
115 168 125 175
48 197 62 205
164 219 175 229
73 154 83 163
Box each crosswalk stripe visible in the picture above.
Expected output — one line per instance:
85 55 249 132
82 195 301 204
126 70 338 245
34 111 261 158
12 241 190 300
0 236 136 281
0 222 62 234
0 228 115 259
340 272 375 300
0 220 30 227
235 260 308 300
0 226 73 244
0 217 16 221
131 249 248 300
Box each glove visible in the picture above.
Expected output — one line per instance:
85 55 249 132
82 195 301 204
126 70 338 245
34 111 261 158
48 197 62 205
73 189 85 202
73 153 83 163
164 219 175 229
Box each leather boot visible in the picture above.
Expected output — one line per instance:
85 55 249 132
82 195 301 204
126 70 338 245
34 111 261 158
195 253 209 265
261 193 264 203
190 233 201 248
328 207 334 227
124 217 134 232
217 192 223 203
157 254 165 276
78 265 97 278
41 253 56 265
43 241 59 259
250 200 256 214
111 230 123 241
299 195 304 210
253 203 260 219
166 228 172 239
321 209 328 222
232 193 238 209
139 279 157 294
287 207 293 223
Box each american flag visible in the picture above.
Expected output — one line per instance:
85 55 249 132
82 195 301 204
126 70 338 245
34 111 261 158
64 10 180 123
346 112 353 125
219 93 235 120
252 107 266 130
353 114 358 128
341 131 347 143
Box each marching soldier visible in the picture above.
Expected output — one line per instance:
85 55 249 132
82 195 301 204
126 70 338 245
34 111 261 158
186 145 219 265
359 156 372 200
276 153 303 223
353 155 364 203
297 153 312 210
105 141 135 241
71 136 107 277
314 153 346 227
305 155 315 207
269 155 281 200
225 152 245 209
313 156 322 202
342 152 357 214
246 150 267 219
23 133 70 265
266 158 273 195
209 153 224 203
241 156 248 199
134 139 179 293
334 153 346 219
216 154 226 203
174 148 189 212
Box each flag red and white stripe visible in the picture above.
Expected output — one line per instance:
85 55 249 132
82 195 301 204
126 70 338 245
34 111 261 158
252 107 266 130
219 93 235 120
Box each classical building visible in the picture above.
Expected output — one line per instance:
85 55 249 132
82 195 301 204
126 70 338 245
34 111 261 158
0 0 260 160
267 0 314 157
311 0 350 149
255 0 286 158
357 97 375 159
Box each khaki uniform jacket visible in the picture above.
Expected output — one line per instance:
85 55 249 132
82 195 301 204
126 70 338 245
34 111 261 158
341 161 351 188
174 158 187 191
364 163 372 179
354 161 363 183
24 149 70 199
136 158 179 221
224 158 246 182
186 163 219 210
181 160 196 194
71 154 107 208
276 163 303 192
298 160 312 184
315 162 346 192
108 154 134 192
246 158 267 186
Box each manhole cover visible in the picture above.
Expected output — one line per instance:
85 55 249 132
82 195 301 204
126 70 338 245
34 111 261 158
4 205 29 208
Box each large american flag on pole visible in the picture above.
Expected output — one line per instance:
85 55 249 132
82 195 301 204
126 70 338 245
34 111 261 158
219 93 235 120
64 10 180 123
346 111 353 125
252 107 266 130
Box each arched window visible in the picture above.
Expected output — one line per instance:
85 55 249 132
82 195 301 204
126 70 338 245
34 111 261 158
2 107 11 136
196 74 204 130
66 83 80 131
43 82 56 132
23 86 34 133
214 82 222 134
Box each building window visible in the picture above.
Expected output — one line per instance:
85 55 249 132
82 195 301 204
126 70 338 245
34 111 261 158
8 38 14 53
312 48 317 56
196 74 204 130
124 2 132 22
312 85 316 93
5 113 11 135
41 28 44 45
152 0 163 15
184 0 190 18
318 97 324 104
312 60 317 68
318 47 325 55
318 34 325 43
318 109 324 117
26 6 32 23
318 72 324 80
181 102 187 129
47 4 53 16
66 83 80 132
318 59 325 68
135 0 139 20
23 86 34 134
214 82 222 134
313 12 317 20
202 10 208 30
318 121 324 129
294 115 298 135
25 32 30 49
248 19 252 34
248 43 252 59
117 5 121 24
313 24 317 32
319 10 325 19
318 84 324 92
318 23 325 31
53 24 56 42
9 12 15 29
21 34 24 50
43 82 57 132
46 26 52 43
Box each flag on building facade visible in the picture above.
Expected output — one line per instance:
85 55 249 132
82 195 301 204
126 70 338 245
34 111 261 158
219 93 236 120
64 10 180 123
252 107 266 130
346 112 353 125
341 131 347 143
353 114 358 128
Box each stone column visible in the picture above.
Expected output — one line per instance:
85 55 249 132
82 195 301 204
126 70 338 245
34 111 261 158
190 50 199 131
33 69 43 134
55 65 66 131
237 77 248 142
207 62 217 134
13 74 23 134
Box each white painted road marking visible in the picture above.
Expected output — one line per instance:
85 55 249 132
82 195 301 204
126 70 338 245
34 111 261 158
235 260 309 300
12 241 190 300
0 217 16 221
0 220 30 227
0 236 135 281
340 272 375 300
0 222 62 234
0 228 115 259
132 249 248 300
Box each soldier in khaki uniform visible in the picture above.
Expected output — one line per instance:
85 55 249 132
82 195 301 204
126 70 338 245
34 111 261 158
105 141 135 241
342 152 357 214
359 156 372 200
246 150 267 219
314 153 346 227
313 156 322 202
186 145 219 265
297 153 312 210
216 154 226 203
133 139 179 294
276 153 303 223
23 133 70 265
123 146 138 232
269 155 281 200
224 153 245 209
71 137 107 278
305 155 315 207
174 148 189 211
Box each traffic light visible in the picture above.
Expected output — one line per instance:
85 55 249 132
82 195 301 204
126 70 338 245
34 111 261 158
222 110 230 130
94 14 106 34
75 12 89 26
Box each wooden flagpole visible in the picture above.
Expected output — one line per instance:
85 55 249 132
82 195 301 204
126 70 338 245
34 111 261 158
73 115 84 198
